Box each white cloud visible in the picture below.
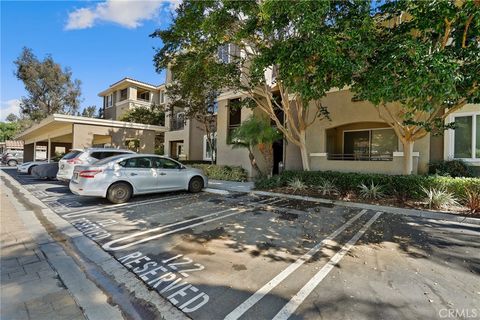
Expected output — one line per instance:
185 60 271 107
65 0 180 30
1 99 21 121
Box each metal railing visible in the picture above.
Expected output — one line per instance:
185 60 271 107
170 118 185 131
327 153 394 161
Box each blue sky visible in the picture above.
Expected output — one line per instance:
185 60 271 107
1 0 177 120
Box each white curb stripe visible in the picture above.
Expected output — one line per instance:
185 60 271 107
224 209 369 320
272 211 383 320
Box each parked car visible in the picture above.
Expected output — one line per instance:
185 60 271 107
31 162 59 180
17 161 48 174
2 150 24 166
57 148 135 181
69 154 207 204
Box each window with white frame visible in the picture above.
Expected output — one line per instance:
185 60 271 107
203 133 216 161
106 94 113 108
160 91 165 104
452 113 479 160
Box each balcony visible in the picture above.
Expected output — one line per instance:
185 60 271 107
170 117 185 131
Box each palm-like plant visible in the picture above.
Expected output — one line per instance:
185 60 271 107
231 116 282 177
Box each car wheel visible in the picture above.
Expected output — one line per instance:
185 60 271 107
28 165 37 175
188 177 204 193
107 182 132 204
7 160 17 167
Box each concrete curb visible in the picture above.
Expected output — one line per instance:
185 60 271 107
203 188 230 195
0 171 189 320
251 190 480 226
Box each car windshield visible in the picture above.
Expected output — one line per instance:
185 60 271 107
62 150 82 160
94 155 129 166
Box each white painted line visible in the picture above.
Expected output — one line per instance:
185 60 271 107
272 211 383 320
62 195 192 218
102 207 246 251
203 188 230 195
224 209 369 320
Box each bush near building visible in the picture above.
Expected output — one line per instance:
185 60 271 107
256 171 480 214
189 164 248 182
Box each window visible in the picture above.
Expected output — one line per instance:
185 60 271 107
218 44 230 63
153 157 181 170
160 91 165 104
227 99 241 144
343 128 397 160
453 114 479 159
203 134 217 161
137 89 150 101
120 157 153 168
106 94 113 108
62 150 83 160
120 88 128 101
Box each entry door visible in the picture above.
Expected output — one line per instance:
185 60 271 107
153 157 185 191
120 157 158 193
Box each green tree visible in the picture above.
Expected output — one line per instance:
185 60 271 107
120 103 165 125
5 113 18 122
232 116 282 177
14 47 82 121
0 122 19 142
80 105 97 118
352 0 480 174
152 0 373 170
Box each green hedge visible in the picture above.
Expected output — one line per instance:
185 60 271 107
190 164 248 182
255 170 480 200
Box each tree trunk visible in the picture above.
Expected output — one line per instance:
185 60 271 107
299 130 310 171
248 147 263 176
402 140 415 175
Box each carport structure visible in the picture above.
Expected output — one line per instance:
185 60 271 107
16 114 166 162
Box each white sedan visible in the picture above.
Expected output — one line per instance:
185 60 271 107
69 154 208 203
17 161 48 174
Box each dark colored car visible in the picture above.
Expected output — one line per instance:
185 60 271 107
1 150 23 166
31 162 59 180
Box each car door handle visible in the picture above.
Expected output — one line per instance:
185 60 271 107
130 173 138 176
159 172 167 176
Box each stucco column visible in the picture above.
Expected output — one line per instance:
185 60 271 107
47 138 51 163
33 141 37 161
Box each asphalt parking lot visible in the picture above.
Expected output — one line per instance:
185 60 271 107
2 169 479 320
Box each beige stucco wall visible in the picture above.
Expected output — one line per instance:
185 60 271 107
302 89 431 174
72 123 155 153
216 97 272 178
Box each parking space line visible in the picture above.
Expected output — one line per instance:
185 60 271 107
224 209 369 320
102 207 249 251
61 194 193 218
272 212 383 320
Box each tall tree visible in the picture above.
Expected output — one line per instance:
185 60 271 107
120 103 165 125
14 47 82 121
5 113 18 122
81 105 98 118
152 0 373 170
353 0 480 175
0 122 19 142
232 116 282 177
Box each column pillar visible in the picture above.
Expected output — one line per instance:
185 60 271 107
33 141 37 161
47 138 51 163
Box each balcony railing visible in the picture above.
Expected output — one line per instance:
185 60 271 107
327 153 394 161
170 118 185 131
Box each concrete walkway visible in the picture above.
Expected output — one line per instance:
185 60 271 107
0 188 86 320
207 179 254 193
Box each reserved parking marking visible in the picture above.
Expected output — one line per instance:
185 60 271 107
224 209 369 320
61 194 193 218
102 197 282 251
272 211 383 320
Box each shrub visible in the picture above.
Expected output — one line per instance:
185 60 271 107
287 178 307 193
190 164 248 182
422 187 458 210
428 160 473 177
464 188 480 214
317 179 338 196
255 170 480 201
358 181 385 199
